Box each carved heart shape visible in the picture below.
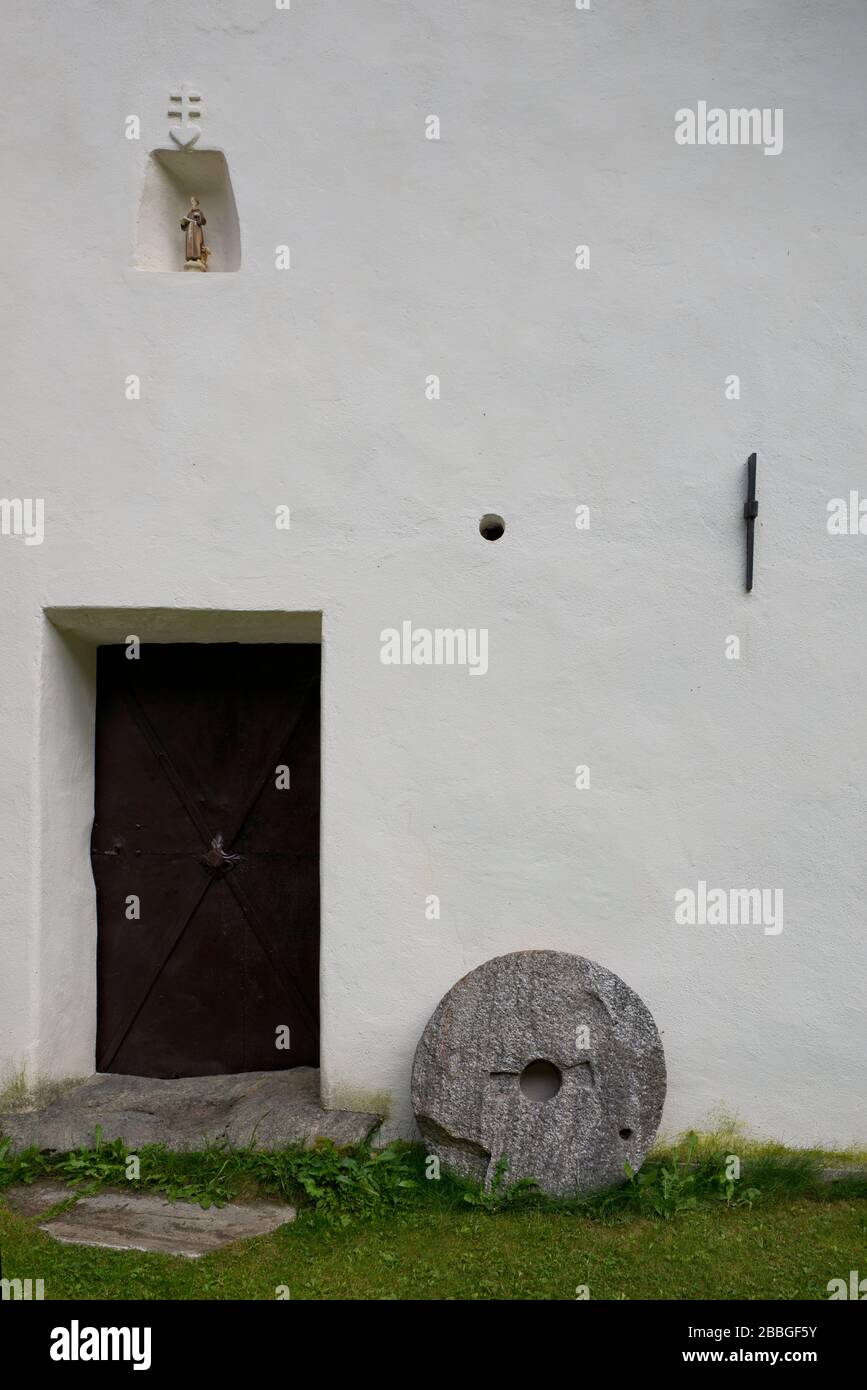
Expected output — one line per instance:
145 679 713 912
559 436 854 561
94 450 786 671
170 126 200 148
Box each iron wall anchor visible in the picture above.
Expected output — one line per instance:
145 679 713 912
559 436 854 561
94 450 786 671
743 452 758 591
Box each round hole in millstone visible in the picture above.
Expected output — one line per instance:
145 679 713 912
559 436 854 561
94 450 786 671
619 1127 633 1140
519 1059 562 1101
479 513 505 541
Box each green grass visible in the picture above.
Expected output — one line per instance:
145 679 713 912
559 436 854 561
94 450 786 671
1 1130 865 1300
653 1111 867 1168
1 1196 864 1300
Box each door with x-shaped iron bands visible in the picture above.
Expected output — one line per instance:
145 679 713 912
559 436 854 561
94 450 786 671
92 643 320 1078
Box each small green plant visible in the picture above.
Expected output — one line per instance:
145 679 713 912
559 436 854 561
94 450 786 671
624 1132 700 1218
1 1126 858 1227
56 1126 132 1194
463 1155 539 1212
711 1161 760 1209
0 1130 417 1222
617 1133 759 1219
256 1139 417 1223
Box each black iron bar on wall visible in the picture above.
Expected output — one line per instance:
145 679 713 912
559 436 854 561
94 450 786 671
743 452 758 592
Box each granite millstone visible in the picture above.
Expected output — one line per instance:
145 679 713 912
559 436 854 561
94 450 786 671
411 950 666 1197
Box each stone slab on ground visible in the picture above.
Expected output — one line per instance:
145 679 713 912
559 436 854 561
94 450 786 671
1 1068 381 1153
820 1165 867 1184
36 1190 296 1258
3 1180 78 1218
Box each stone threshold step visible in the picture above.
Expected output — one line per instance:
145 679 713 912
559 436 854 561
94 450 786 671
1 1067 381 1153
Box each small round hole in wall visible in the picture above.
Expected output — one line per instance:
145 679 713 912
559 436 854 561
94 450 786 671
619 1127 633 1140
519 1059 562 1101
479 514 505 541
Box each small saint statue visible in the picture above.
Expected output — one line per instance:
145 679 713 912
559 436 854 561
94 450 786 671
180 196 209 271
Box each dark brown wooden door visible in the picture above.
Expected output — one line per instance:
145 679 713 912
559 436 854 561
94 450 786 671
92 643 319 1078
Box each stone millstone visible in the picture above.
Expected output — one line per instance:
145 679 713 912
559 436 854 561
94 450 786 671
411 950 666 1197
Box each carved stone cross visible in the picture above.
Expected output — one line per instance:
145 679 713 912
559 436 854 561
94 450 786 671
168 84 202 148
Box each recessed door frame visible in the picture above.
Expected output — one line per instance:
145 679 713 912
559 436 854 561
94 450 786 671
34 608 323 1089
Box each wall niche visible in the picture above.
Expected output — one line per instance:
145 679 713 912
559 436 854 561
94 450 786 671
135 149 241 273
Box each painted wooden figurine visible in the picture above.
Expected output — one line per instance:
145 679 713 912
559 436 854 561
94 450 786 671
180 196 209 270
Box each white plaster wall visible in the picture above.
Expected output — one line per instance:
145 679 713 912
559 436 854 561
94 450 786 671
1 1 865 1145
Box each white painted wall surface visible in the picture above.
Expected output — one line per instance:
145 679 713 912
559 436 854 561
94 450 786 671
0 1 865 1146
